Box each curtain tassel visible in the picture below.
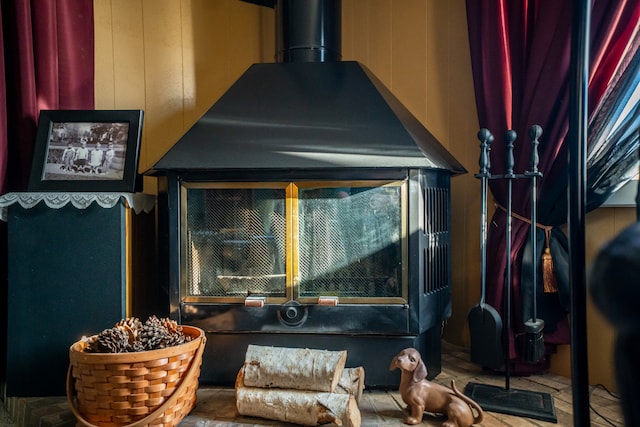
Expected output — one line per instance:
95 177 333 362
542 228 558 293
494 202 558 292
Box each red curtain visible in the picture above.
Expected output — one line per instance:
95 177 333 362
0 0 94 382
466 0 640 372
1 0 94 194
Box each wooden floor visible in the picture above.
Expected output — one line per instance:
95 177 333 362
178 341 623 426
0 341 623 426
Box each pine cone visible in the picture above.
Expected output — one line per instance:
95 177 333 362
140 316 169 350
160 330 187 348
83 335 99 352
161 317 181 335
162 317 191 347
115 317 143 345
86 327 130 353
130 340 146 352
83 315 190 353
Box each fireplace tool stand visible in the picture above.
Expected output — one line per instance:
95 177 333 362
464 126 557 423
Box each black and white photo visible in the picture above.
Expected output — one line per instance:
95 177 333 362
28 110 143 192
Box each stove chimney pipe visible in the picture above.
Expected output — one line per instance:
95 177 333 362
275 0 341 63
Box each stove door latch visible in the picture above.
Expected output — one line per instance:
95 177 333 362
318 296 339 306
244 295 266 308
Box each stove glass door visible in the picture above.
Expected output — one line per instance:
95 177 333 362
183 184 288 300
181 180 407 304
297 183 405 301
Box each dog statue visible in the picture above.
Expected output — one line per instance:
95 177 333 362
389 348 484 426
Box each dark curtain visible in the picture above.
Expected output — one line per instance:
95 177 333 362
0 0 94 381
466 0 640 372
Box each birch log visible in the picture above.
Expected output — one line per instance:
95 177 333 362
236 368 361 427
336 367 365 403
243 344 347 392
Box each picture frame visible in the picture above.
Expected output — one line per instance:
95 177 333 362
28 109 144 192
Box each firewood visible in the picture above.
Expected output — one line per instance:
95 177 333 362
336 367 365 403
243 344 347 392
236 367 361 427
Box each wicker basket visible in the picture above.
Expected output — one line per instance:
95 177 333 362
66 325 206 427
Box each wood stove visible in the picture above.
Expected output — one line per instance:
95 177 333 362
148 0 465 387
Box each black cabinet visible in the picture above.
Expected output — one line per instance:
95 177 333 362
1 193 157 396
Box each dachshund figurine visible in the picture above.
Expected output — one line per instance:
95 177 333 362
390 348 484 426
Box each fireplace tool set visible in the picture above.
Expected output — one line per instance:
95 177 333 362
465 126 557 423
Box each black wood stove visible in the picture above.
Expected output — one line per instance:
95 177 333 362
148 0 465 388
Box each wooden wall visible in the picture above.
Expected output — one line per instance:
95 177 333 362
93 0 631 391
94 0 268 178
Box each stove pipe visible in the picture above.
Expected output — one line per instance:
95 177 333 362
275 0 341 63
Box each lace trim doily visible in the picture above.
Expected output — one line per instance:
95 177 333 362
0 192 156 221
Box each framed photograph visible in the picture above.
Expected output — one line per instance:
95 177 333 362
28 109 144 192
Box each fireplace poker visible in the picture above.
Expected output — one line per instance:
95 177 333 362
523 125 545 363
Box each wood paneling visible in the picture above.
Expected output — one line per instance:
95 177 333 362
390 0 426 123
367 0 392 87
142 0 186 171
94 0 264 176
582 207 635 389
111 0 145 109
425 0 449 144
93 0 115 108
